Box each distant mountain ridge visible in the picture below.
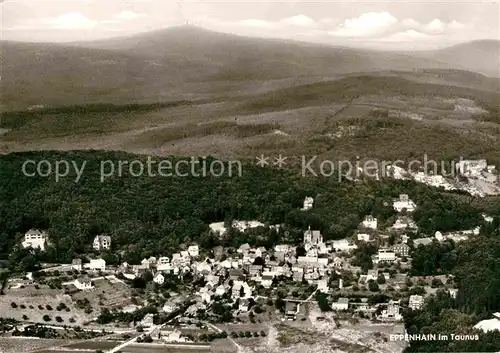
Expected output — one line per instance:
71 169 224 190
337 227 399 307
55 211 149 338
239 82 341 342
0 26 498 110
411 39 500 77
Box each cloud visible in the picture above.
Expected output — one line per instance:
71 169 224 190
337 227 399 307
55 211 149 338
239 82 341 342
7 10 148 32
280 15 315 27
425 18 445 34
40 12 98 29
324 12 469 41
114 11 146 21
329 12 398 37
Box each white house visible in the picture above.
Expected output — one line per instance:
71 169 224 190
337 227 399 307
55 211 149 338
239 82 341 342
232 220 265 232
74 278 93 290
205 274 219 287
201 291 213 304
153 273 165 285
380 301 402 321
22 229 48 251
239 298 250 312
317 277 329 292
378 249 396 263
163 303 178 314
331 257 344 269
392 243 410 257
357 233 370 242
474 313 500 333
482 214 494 223
209 222 226 236
362 215 377 230
332 239 357 252
93 235 111 251
409 295 424 310
391 216 418 231
215 284 227 296
393 194 416 213
301 197 314 211
88 258 106 271
188 245 199 258
123 273 137 280
232 281 252 299
366 268 378 279
141 313 155 328
331 298 349 311
274 244 290 253
157 257 172 271
71 258 82 271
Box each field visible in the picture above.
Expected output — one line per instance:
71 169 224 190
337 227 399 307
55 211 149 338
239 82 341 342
70 277 134 312
0 337 76 353
0 285 90 326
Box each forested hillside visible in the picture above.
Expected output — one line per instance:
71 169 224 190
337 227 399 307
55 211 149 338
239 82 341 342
404 235 500 352
0 150 494 266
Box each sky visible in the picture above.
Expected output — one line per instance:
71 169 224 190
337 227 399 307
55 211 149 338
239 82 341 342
1 0 499 49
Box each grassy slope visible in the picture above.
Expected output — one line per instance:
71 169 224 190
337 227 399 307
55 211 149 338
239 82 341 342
1 75 499 164
234 75 500 115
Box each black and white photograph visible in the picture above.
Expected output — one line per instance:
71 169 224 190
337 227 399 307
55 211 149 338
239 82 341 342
0 0 499 352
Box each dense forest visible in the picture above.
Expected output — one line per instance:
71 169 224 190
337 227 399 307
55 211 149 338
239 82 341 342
0 150 495 267
404 235 500 352
0 101 193 130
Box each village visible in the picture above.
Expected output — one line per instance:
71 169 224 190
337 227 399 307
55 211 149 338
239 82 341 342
3 181 499 353
386 158 500 197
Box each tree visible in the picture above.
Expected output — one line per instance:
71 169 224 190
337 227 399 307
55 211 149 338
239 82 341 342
275 298 285 311
368 280 379 292
296 246 306 257
431 278 443 288
42 315 51 322
213 302 225 316
131 277 147 289
377 274 386 284
316 292 331 311
253 257 265 266
410 286 426 295
97 309 114 324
